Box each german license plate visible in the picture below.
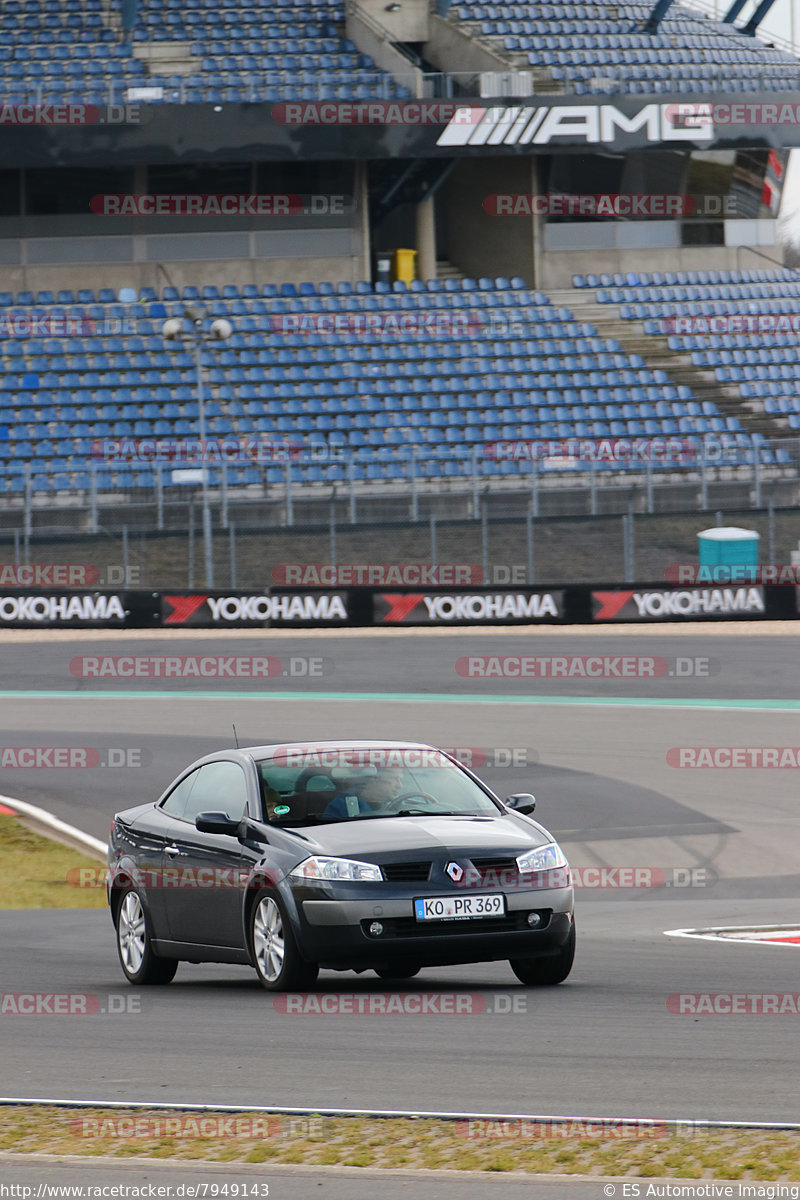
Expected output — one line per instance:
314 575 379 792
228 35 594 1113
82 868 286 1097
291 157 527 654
414 894 506 921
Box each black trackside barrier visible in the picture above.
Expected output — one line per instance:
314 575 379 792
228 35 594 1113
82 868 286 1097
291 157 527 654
0 583 791 627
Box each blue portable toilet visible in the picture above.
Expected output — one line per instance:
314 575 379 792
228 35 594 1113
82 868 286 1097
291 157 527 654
696 527 759 582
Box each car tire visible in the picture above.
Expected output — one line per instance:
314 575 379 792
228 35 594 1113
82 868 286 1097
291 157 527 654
251 892 319 992
115 888 178 985
509 922 575 986
374 964 421 980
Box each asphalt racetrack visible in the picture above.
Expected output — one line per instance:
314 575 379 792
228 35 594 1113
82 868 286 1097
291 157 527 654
1 626 799 1124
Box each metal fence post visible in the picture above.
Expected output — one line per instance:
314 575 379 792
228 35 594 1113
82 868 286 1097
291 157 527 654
155 464 164 531
481 501 489 583
284 461 293 527
700 453 708 510
230 521 237 589
221 461 229 529
531 457 539 518
471 445 479 518
188 500 195 589
645 459 654 513
348 455 356 523
89 461 98 534
590 459 598 516
410 448 418 523
526 506 534 585
752 439 761 509
768 502 775 564
13 528 20 568
329 500 337 566
23 465 32 560
430 513 437 567
122 524 129 587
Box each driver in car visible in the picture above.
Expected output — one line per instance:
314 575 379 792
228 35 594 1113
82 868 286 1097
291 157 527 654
323 767 404 819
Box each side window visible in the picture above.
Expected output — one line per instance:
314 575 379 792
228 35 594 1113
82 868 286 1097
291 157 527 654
183 761 250 824
160 770 199 820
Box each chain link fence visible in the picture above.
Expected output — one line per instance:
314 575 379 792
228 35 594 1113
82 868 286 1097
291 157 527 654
2 499 797 590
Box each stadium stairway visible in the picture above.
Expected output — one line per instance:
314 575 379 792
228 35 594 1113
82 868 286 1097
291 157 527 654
553 285 783 441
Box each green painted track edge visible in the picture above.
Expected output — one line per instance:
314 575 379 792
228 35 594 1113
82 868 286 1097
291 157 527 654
0 690 796 711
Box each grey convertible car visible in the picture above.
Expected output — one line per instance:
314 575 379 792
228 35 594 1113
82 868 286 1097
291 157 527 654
108 741 575 991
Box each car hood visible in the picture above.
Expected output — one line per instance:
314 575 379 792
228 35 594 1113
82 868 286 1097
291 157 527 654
298 813 551 858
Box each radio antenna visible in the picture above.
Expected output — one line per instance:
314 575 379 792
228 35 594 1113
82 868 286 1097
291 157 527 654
232 723 240 749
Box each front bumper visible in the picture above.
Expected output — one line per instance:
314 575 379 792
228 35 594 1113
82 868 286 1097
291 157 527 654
294 886 574 969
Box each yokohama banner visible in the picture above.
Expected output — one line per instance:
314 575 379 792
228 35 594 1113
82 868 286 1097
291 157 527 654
161 592 350 627
373 591 565 625
591 587 767 622
0 584 791 627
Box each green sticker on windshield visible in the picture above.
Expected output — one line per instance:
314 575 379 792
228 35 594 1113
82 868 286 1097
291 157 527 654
274 805 291 816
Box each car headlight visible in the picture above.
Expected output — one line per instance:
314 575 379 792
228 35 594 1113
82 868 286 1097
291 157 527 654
289 855 383 883
515 842 568 873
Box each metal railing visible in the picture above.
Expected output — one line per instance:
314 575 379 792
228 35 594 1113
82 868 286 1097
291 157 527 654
6 436 800 538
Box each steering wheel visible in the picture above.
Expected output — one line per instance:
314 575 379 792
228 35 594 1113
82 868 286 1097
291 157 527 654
383 791 440 813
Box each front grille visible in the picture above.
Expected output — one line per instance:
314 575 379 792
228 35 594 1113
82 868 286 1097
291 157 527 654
469 857 518 872
381 861 433 883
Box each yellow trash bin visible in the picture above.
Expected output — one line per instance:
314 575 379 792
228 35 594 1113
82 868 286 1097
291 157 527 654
393 248 417 284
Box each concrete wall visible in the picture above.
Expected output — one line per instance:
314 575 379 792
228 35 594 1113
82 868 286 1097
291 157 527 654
0 257 363 296
423 13 509 73
346 6 423 96
536 242 784 290
349 0 429 44
444 158 538 283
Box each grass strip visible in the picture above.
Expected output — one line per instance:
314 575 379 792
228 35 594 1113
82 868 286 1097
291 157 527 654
1 1108 800 1178
0 814 106 910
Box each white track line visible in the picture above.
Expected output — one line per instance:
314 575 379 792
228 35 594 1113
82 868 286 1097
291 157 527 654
1 1098 800 1130
0 794 105 858
666 924 800 947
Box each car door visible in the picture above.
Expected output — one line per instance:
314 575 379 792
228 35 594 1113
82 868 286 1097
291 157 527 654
118 773 200 938
161 760 251 949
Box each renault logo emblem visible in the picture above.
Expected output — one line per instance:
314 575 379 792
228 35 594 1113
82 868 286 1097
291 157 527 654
446 862 464 882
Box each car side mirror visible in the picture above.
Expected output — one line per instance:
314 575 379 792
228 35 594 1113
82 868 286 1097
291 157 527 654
195 811 242 836
504 793 536 815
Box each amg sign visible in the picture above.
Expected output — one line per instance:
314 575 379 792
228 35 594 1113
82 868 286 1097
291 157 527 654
437 103 714 147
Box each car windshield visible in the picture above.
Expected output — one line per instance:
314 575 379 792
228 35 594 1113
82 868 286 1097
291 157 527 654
256 748 502 826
